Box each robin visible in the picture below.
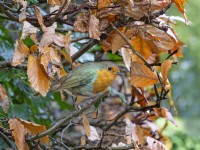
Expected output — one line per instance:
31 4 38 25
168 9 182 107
51 61 122 97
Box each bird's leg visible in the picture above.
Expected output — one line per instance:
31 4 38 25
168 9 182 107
72 96 79 110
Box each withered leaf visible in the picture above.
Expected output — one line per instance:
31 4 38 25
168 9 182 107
161 60 173 86
12 39 30 66
27 54 50 96
21 21 39 39
146 25 174 52
154 107 177 126
40 46 62 78
9 118 49 150
35 6 47 32
74 13 89 32
82 113 90 137
9 118 29 150
131 61 159 87
147 136 168 150
0 84 9 113
131 32 152 63
39 24 56 49
89 15 101 40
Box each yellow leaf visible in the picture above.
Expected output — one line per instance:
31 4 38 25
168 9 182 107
131 61 159 87
97 0 111 10
0 84 9 112
27 54 50 96
161 60 173 86
9 118 49 150
82 113 90 137
59 49 72 65
12 39 30 66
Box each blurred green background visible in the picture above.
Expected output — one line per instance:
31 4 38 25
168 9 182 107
0 1 199 149
165 1 200 149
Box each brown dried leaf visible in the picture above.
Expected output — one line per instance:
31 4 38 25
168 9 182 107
150 0 171 12
21 21 39 39
111 28 136 53
161 60 173 86
12 39 30 66
146 25 174 52
97 0 111 10
82 113 90 137
74 13 89 32
64 31 72 55
147 136 167 150
0 85 9 112
131 87 147 107
39 24 56 49
9 119 29 150
131 61 159 87
40 46 62 78
89 15 100 40
9 118 49 150
154 108 177 126
27 54 50 96
19 119 49 144
131 32 152 63
35 6 47 32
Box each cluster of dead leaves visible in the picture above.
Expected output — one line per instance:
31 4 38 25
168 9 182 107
12 6 74 96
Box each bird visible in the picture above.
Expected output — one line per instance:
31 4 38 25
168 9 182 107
50 61 122 97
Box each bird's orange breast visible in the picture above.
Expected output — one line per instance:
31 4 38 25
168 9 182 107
92 69 117 93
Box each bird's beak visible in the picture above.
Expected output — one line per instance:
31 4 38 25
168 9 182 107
117 72 124 76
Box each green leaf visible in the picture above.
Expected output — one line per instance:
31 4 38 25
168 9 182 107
107 52 122 61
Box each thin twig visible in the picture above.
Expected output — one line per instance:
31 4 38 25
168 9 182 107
27 90 109 142
50 0 71 26
0 131 16 150
110 23 150 68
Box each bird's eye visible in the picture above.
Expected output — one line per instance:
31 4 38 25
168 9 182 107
107 67 112 71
